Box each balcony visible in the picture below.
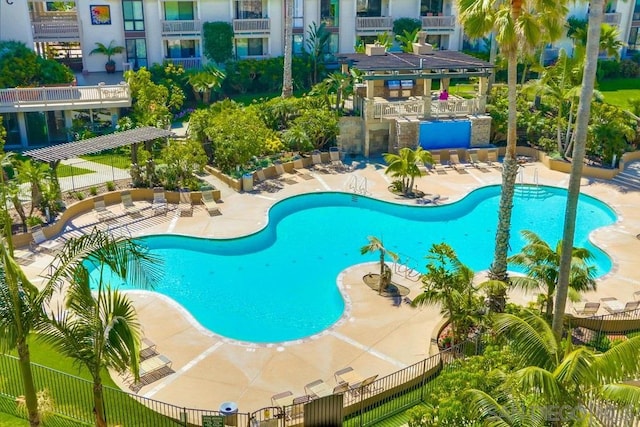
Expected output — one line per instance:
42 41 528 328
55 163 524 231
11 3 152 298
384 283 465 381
161 20 202 36
0 84 131 114
32 19 80 41
367 96 486 119
233 19 271 34
421 15 456 32
430 97 486 118
164 57 202 70
603 12 622 26
356 16 393 34
373 100 424 119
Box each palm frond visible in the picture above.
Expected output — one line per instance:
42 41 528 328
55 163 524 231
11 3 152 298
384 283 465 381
512 366 565 404
463 389 513 426
552 347 598 390
593 336 640 384
493 312 558 369
599 383 640 408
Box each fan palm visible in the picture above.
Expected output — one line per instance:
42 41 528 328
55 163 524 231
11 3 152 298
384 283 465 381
360 236 399 295
16 159 49 216
458 0 568 283
37 229 162 427
184 65 225 104
383 147 432 196
464 311 640 424
553 0 606 337
509 230 596 319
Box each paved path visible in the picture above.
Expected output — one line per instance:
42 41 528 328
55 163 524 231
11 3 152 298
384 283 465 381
58 158 130 192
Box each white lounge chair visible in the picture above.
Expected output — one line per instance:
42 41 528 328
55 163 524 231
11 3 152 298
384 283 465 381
329 147 347 171
139 354 172 377
201 190 221 216
152 187 168 215
121 190 142 217
94 198 117 222
600 297 639 314
178 191 193 216
486 148 501 169
430 152 447 173
30 225 65 254
573 302 600 316
305 379 333 399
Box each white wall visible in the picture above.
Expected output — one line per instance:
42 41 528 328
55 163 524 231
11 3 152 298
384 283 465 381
270 0 284 56
78 0 126 73
339 0 357 53
0 1 34 47
391 0 419 22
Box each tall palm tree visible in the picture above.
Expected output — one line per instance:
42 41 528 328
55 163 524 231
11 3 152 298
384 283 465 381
464 311 640 424
458 0 568 283
38 230 162 427
553 0 605 338
0 139 42 427
383 147 433 196
360 236 399 295
281 0 294 98
16 159 49 216
413 243 482 343
508 230 596 319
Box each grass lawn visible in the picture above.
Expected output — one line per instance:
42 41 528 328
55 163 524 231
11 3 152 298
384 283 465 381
2 337 177 426
0 412 29 427
598 78 640 109
56 164 95 178
79 152 130 170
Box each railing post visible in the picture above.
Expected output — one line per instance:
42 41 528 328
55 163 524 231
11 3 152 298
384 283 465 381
419 357 428 401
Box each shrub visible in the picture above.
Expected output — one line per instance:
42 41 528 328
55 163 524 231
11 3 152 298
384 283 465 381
202 22 234 64
106 181 115 191
619 59 640 78
26 216 44 229
89 186 98 196
74 192 85 200
392 18 421 38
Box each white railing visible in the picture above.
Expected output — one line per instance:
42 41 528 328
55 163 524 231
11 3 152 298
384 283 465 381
232 18 270 33
430 96 486 117
421 15 456 30
603 12 622 26
161 20 202 35
373 100 424 119
164 57 202 69
32 20 79 39
356 16 393 32
0 84 131 112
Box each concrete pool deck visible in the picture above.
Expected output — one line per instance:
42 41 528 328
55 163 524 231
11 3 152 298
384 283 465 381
20 159 640 413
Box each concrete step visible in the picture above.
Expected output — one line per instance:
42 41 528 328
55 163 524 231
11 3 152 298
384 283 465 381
611 172 640 191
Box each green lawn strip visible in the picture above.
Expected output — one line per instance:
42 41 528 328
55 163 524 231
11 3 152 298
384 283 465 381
79 153 130 170
343 386 423 427
2 337 177 427
56 164 94 178
598 78 640 109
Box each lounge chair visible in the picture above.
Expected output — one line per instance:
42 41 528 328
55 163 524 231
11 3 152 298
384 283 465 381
573 302 600 316
140 337 157 360
121 190 142 217
152 187 168 215
467 149 488 168
30 225 65 254
271 390 293 407
305 379 333 399
293 158 313 179
329 147 347 171
349 374 380 397
430 152 447 173
335 366 363 385
600 297 639 314
274 161 298 184
139 354 172 377
178 191 193 216
332 383 350 394
449 149 470 169
486 148 501 169
94 198 117 222
201 190 221 216
311 150 326 172
288 395 309 420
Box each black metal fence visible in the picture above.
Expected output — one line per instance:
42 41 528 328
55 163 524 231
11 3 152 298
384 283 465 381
1 310 639 427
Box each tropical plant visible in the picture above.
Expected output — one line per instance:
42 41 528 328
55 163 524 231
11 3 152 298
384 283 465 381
383 147 433 196
587 102 636 165
125 67 184 129
0 41 73 88
89 41 125 72
553 0 606 337
202 22 234 64
464 311 640 425
574 23 624 59
458 0 568 284
392 18 422 40
395 28 420 53
16 160 50 216
184 65 225 104
360 236 399 295
38 229 162 427
306 22 332 85
508 230 596 319
413 243 483 343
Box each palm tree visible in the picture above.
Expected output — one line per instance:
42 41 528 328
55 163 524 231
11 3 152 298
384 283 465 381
383 147 433 197
458 0 568 283
38 229 162 427
360 236 399 295
281 0 294 98
413 243 482 343
89 41 125 73
184 65 225 104
16 159 49 217
464 311 640 424
508 230 596 319
553 0 605 338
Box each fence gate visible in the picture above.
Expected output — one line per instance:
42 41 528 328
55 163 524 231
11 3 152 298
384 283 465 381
250 406 283 426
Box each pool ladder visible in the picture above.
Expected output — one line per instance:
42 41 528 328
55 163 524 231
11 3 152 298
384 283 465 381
348 176 368 200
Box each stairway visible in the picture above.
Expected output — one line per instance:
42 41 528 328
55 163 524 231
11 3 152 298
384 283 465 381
611 162 640 191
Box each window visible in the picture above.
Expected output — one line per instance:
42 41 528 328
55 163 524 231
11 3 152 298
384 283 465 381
421 0 443 15
293 34 304 55
164 1 194 20
166 40 198 58
123 0 144 31
25 112 48 146
293 0 304 28
235 0 264 19
321 0 339 25
126 39 147 69
1 113 21 146
629 27 639 51
236 38 265 57
356 0 381 17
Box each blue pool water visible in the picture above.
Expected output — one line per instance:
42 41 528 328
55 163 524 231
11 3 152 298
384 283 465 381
97 185 616 343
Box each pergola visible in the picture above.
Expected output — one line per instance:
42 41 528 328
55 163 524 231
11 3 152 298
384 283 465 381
23 127 174 162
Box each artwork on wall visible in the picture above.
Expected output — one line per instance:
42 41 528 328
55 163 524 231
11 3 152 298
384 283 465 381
90 5 111 25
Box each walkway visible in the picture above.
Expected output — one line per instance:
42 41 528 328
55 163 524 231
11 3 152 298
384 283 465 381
19 159 640 414
58 158 130 192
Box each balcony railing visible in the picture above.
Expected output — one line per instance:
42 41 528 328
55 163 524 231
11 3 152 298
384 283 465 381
356 16 393 32
161 20 202 35
430 96 486 118
0 84 131 113
603 12 622 26
421 15 456 31
164 57 202 70
373 100 424 119
233 18 270 34
32 20 80 40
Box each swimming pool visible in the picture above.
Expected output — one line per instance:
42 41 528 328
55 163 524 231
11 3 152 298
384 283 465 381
99 185 616 343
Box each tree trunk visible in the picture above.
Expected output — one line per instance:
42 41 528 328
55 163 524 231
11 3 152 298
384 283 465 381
281 0 294 98
553 0 603 338
378 252 385 295
487 32 498 93
93 377 107 427
17 340 40 427
489 48 519 282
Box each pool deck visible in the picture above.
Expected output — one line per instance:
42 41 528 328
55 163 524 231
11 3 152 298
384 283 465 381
20 159 640 413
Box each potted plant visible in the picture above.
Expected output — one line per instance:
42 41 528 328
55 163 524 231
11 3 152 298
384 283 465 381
89 41 125 73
